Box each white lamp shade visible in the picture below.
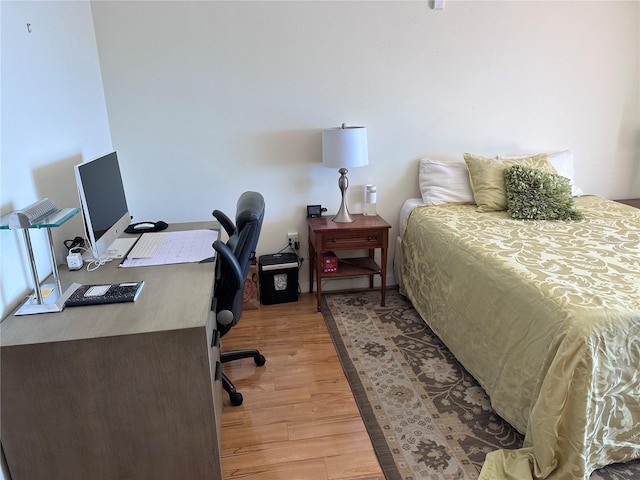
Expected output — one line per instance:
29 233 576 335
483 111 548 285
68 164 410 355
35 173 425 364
322 126 368 168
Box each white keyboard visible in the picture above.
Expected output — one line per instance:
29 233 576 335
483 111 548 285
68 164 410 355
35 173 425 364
128 232 164 259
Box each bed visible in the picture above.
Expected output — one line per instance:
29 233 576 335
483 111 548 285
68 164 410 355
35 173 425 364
397 152 640 480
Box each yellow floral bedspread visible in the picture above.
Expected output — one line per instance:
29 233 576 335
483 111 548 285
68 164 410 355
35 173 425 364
401 195 640 480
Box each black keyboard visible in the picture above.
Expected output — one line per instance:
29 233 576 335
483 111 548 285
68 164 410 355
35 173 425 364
65 282 145 307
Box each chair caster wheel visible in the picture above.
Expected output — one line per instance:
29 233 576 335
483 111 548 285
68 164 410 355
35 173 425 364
255 354 266 367
230 391 243 406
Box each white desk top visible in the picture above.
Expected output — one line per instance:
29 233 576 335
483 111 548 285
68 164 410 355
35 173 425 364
1 222 219 347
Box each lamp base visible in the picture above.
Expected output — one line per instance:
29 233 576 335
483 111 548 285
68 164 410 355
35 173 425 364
332 168 355 223
332 206 354 223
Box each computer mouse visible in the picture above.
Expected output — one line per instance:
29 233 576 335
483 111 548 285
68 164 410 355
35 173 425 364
133 222 157 230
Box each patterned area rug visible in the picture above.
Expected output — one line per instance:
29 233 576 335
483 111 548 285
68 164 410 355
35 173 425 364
321 289 640 480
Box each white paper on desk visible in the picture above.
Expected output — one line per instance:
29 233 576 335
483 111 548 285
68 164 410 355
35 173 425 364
119 229 218 267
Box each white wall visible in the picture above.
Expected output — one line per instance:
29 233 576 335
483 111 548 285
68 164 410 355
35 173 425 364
0 2 635 476
91 0 639 292
1 0 638 319
0 0 112 318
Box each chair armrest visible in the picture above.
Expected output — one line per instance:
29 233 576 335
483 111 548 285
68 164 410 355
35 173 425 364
212 209 236 237
213 239 244 291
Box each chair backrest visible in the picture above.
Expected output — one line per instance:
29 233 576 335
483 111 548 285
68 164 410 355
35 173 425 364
212 191 265 336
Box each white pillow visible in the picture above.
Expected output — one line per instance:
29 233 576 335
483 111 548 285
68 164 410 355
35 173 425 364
498 150 583 196
419 157 475 205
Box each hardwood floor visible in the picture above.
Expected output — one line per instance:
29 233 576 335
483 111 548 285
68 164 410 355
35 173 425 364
220 292 384 480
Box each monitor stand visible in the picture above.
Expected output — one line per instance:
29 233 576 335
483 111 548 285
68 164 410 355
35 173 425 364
106 237 138 258
83 237 138 261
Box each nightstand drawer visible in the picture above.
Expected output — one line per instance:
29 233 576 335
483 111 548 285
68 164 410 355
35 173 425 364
321 229 384 250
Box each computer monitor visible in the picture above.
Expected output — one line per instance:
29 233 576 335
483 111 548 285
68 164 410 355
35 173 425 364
74 151 133 259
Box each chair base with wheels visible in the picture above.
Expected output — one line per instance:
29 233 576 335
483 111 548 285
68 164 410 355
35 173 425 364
221 349 266 406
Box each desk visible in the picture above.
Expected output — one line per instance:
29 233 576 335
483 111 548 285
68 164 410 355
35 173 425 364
307 214 391 312
0 222 222 480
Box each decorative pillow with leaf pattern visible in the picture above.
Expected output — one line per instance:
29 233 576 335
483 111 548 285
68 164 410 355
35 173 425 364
504 165 584 220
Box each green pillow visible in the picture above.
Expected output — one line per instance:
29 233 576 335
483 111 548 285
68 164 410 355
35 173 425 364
463 153 556 212
504 165 583 220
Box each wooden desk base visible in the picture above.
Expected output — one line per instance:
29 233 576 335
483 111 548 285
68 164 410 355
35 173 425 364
1 222 223 480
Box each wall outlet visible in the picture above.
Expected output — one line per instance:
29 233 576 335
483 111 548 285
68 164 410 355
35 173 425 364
287 232 299 249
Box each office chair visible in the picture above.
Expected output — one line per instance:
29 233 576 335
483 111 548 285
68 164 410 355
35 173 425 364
212 191 266 406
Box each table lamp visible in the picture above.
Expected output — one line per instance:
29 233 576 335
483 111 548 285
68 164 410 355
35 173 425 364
322 123 368 222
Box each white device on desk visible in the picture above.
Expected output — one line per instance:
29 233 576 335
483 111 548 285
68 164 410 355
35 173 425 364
75 151 133 259
67 252 83 271
134 222 156 230
128 232 164 258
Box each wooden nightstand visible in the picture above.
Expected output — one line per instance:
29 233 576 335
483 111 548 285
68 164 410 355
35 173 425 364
615 198 640 209
307 214 391 312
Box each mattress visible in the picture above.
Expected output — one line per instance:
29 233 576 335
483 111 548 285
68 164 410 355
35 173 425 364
400 195 640 480
393 198 423 290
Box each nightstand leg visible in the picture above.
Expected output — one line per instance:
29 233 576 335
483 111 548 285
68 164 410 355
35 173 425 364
380 244 387 307
308 239 322 312
315 249 322 312
308 242 315 294
368 248 375 289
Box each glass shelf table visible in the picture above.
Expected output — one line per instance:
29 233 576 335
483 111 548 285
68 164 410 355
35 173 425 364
1 208 80 315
